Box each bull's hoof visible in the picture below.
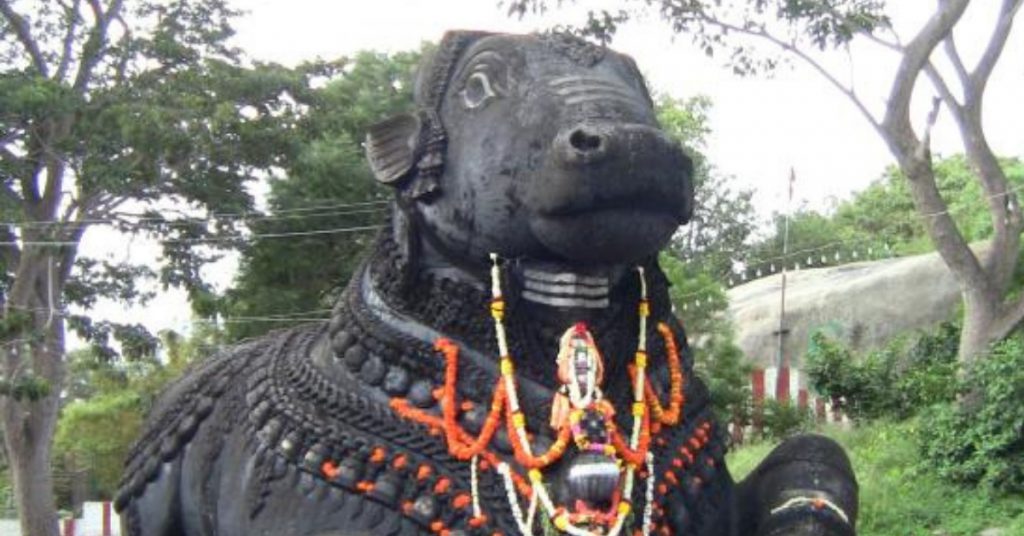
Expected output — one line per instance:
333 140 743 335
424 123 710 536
741 434 858 536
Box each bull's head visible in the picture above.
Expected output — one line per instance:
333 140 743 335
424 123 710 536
367 31 693 278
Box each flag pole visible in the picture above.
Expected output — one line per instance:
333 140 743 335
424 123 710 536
775 167 794 402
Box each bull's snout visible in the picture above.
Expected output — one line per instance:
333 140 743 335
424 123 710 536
524 120 694 263
564 125 608 162
536 122 693 223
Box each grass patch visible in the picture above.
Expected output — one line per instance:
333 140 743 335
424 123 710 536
726 420 1024 535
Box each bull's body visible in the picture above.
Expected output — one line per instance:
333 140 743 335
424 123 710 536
117 32 857 536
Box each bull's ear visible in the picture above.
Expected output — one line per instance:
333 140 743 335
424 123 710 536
365 113 422 186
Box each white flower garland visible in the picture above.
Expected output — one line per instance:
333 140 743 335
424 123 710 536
486 255 657 536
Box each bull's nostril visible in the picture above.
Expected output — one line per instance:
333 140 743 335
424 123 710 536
569 129 603 152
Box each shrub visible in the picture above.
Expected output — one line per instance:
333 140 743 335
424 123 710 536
805 323 959 421
918 335 1024 493
890 322 960 415
757 398 814 441
694 329 753 433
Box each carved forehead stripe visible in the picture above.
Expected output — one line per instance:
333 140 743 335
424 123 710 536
549 76 641 106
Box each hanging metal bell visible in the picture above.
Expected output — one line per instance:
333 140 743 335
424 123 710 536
564 452 620 507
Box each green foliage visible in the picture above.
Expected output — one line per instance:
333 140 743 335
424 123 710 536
834 156 1024 256
56 390 145 497
919 335 1024 493
54 325 217 499
0 374 51 402
63 348 129 402
697 329 753 430
745 207 877 276
728 421 1024 535
507 1 888 75
656 96 757 279
756 399 813 441
743 156 1024 276
659 252 726 336
219 50 421 341
656 94 711 149
655 95 755 430
805 324 960 421
660 252 752 428
0 311 31 341
1 0 354 360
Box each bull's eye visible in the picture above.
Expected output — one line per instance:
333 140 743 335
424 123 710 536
461 72 497 109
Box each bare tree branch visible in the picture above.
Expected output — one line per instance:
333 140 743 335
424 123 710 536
56 223 84 285
700 18 886 136
55 0 84 82
72 0 124 93
40 158 67 220
87 192 125 219
923 63 964 115
945 1 1024 291
110 12 132 84
0 1 50 76
18 154 42 207
969 0 1022 96
861 31 901 52
993 292 1024 342
880 0 968 155
942 33 970 93
914 96 942 161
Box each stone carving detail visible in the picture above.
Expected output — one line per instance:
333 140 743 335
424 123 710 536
116 31 858 536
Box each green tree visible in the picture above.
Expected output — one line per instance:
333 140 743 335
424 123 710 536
834 156 1024 255
506 0 1024 367
657 95 757 279
805 323 961 422
745 207 871 278
653 96 755 430
744 155 1024 274
662 247 753 435
919 334 1024 493
55 326 216 500
220 50 421 341
0 2 327 532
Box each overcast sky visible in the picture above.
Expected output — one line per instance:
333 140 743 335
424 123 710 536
77 0 1024 347
231 0 1023 209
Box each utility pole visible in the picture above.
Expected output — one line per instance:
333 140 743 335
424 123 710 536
774 168 794 402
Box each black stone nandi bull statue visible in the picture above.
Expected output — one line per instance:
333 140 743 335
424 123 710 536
116 31 858 536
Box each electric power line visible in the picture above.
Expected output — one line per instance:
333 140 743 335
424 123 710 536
687 181 1024 283
0 223 386 247
1 200 390 229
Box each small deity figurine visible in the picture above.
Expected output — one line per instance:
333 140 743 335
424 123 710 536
551 323 624 522
550 323 606 430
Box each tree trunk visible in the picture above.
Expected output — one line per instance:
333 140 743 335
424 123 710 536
1 336 62 536
2 249 66 536
958 291 1000 366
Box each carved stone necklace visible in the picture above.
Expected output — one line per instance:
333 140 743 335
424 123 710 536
390 255 685 536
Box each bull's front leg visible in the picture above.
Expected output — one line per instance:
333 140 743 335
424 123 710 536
120 459 185 536
736 434 858 536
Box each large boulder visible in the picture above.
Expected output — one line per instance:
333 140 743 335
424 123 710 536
726 245 982 368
